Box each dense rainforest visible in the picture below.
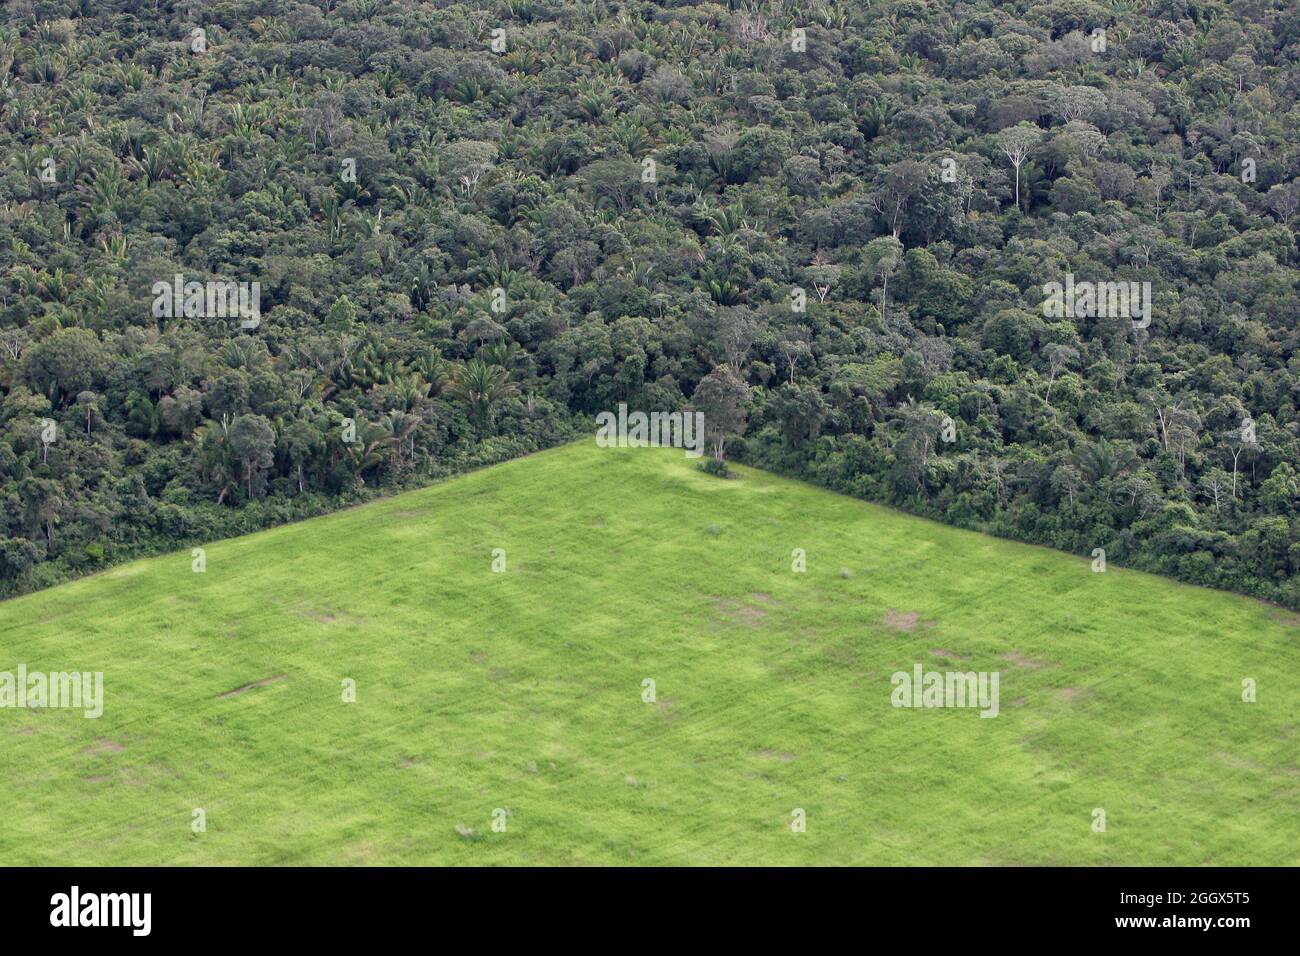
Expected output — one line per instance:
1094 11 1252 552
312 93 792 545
2 0 1299 608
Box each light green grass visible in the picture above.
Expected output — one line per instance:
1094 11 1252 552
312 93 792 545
0 441 1296 865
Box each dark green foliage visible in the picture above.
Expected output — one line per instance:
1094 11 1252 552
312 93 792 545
1 1 1299 608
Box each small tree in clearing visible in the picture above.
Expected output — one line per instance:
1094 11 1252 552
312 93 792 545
691 365 751 465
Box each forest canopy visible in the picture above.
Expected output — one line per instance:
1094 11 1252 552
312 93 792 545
2 0 1299 607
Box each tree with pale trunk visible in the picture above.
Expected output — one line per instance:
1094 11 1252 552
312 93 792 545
863 236 904 321
691 365 750 464
1043 344 1079 401
996 123 1041 212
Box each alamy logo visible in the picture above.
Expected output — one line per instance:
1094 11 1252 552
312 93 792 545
151 274 261 329
595 403 705 459
50 886 150 936
1043 274 1151 328
0 664 103 718
891 664 1000 718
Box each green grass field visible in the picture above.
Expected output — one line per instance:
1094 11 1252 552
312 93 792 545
1 441 1296 865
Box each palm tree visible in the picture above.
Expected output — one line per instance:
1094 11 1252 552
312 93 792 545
379 411 421 467
389 373 431 412
481 337 527 376
194 416 238 504
1073 438 1138 484
341 420 393 486
413 350 449 396
447 359 519 432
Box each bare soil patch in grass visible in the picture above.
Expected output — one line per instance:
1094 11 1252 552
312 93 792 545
998 651 1047 669
84 739 124 755
883 609 921 631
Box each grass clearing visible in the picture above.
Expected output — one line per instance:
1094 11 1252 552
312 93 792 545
0 441 1296 864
